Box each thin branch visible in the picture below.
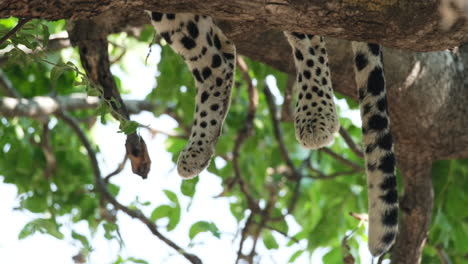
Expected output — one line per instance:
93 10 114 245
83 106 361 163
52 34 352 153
263 84 296 176
232 56 260 212
339 127 364 158
320 148 364 171
236 213 254 264
280 74 295 122
264 225 301 244
0 18 32 45
56 111 202 264
0 73 21 98
104 154 128 184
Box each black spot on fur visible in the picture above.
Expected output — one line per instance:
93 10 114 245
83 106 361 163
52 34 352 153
160 32 172 44
382 208 398 226
306 59 314 67
355 53 368 71
200 111 207 117
363 103 372 115
223 52 235 60
321 78 327 85
380 176 397 190
201 91 210 104
192 69 203 83
295 49 304 61
211 54 222 68
216 77 223 86
318 56 325 64
303 70 311 79
309 47 315 56
214 91 221 97
379 153 395 174
213 34 221 49
187 21 199 39
206 33 213 46
181 36 196 50
380 189 398 204
210 119 217 125
377 133 393 150
166 13 175 20
297 74 302 83
368 43 381 56
315 67 321 76
151 12 163 21
202 67 212 79
292 32 306 39
200 121 207 128
368 67 385 95
368 115 388 131
210 104 219 111
382 232 396 244
358 88 366 101
377 98 387 112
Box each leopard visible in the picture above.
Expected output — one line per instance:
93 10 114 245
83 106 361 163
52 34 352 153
147 11 398 257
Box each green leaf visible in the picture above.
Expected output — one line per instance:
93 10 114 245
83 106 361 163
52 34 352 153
150 205 172 222
163 190 179 204
118 120 139 134
41 24 50 47
189 221 220 240
18 218 64 240
181 177 199 197
50 62 67 83
262 230 279 249
72 231 90 248
288 250 304 263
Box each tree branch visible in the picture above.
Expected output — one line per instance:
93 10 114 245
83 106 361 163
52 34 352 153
1 1 467 51
0 94 157 118
0 17 32 45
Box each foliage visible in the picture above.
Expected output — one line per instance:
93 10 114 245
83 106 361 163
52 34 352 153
1 17 468 263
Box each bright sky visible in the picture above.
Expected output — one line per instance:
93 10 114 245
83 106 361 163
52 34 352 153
0 38 380 264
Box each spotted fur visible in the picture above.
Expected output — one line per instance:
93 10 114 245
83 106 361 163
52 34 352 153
147 11 397 256
351 42 398 256
284 32 339 148
148 12 236 178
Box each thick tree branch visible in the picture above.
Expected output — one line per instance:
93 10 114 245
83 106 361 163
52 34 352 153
1 1 467 51
391 154 434 264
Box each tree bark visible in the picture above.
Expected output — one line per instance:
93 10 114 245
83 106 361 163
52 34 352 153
391 154 434 264
1 0 468 51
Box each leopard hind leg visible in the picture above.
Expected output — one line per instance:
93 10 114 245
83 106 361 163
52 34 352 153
148 12 236 178
284 32 340 149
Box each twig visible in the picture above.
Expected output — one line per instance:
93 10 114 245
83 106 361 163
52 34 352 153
320 148 363 171
104 154 128 183
232 56 260 212
435 245 451 264
280 74 295 122
236 213 254 264
339 127 364 158
56 111 202 264
0 18 32 45
0 74 21 98
264 225 301 244
263 84 296 176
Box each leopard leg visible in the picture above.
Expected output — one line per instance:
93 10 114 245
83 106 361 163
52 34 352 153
148 12 236 178
351 42 398 256
284 32 340 149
